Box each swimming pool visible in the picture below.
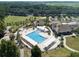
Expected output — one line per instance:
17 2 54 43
26 31 45 43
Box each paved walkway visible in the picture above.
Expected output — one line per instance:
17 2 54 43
63 34 79 52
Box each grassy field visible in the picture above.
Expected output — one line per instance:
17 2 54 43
42 48 71 57
4 16 27 31
66 36 79 51
4 16 46 32
4 16 46 26
4 16 27 23
46 2 79 7
4 16 28 27
24 47 71 57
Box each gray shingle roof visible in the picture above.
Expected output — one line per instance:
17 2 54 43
52 22 79 33
58 25 72 33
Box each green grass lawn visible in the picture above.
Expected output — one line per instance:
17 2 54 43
4 16 46 32
42 48 71 57
4 16 27 23
4 16 27 27
4 16 46 25
4 16 46 26
24 47 71 57
66 36 79 51
4 16 27 32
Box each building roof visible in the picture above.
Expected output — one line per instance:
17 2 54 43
52 22 79 33
37 26 48 31
58 24 72 33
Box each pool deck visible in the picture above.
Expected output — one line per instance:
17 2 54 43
21 26 60 51
38 27 61 51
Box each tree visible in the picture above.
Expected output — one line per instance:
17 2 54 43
15 30 22 47
0 4 7 38
0 39 20 57
60 41 64 48
0 20 5 38
70 52 79 57
16 30 21 42
61 35 64 41
16 30 20 40
31 45 41 57
45 16 49 26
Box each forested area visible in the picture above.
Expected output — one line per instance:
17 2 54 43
1 2 79 16
0 40 20 57
0 3 7 38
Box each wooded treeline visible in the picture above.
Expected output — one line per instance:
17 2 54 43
1 2 79 16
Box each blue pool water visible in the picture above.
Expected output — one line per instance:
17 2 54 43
26 31 45 43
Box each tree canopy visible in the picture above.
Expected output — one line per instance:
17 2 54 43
0 4 7 38
1 2 79 16
0 40 20 57
31 45 41 57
